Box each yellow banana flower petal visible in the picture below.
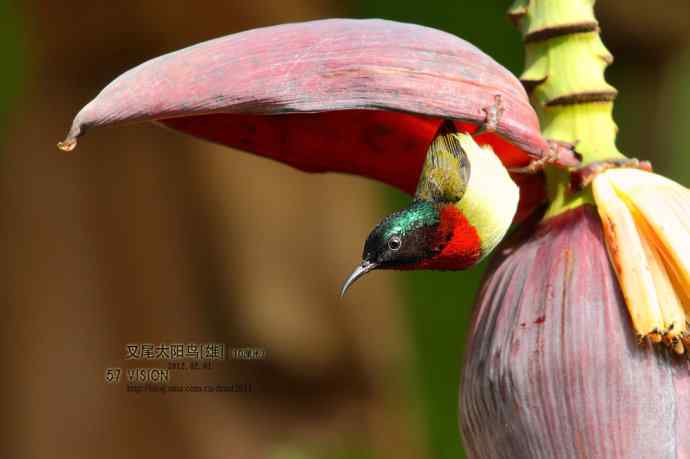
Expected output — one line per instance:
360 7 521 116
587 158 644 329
635 213 686 351
593 168 690 354
592 173 664 341
606 169 690 292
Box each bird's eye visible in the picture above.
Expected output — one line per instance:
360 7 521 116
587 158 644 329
388 236 402 251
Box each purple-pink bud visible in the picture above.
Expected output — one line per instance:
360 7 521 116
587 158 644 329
460 205 690 458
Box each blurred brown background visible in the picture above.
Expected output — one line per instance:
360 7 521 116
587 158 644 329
1 1 688 459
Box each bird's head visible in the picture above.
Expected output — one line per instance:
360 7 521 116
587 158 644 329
341 199 483 296
341 121 519 296
361 200 447 268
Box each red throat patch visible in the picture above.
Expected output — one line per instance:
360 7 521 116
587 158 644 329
417 204 482 270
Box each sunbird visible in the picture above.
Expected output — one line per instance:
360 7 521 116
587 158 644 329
341 121 519 296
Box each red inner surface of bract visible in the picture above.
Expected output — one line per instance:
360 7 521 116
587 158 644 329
162 110 544 220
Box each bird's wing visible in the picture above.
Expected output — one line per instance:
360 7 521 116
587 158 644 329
415 121 471 203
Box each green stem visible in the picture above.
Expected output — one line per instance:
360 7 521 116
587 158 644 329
509 0 625 218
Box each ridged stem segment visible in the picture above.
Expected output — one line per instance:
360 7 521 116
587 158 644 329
508 0 625 219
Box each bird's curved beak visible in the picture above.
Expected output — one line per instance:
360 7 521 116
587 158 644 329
340 260 378 297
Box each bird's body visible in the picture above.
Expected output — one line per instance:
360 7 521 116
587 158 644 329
342 121 520 295
448 131 520 260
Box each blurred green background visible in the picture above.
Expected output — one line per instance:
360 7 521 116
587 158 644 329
1 1 688 459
